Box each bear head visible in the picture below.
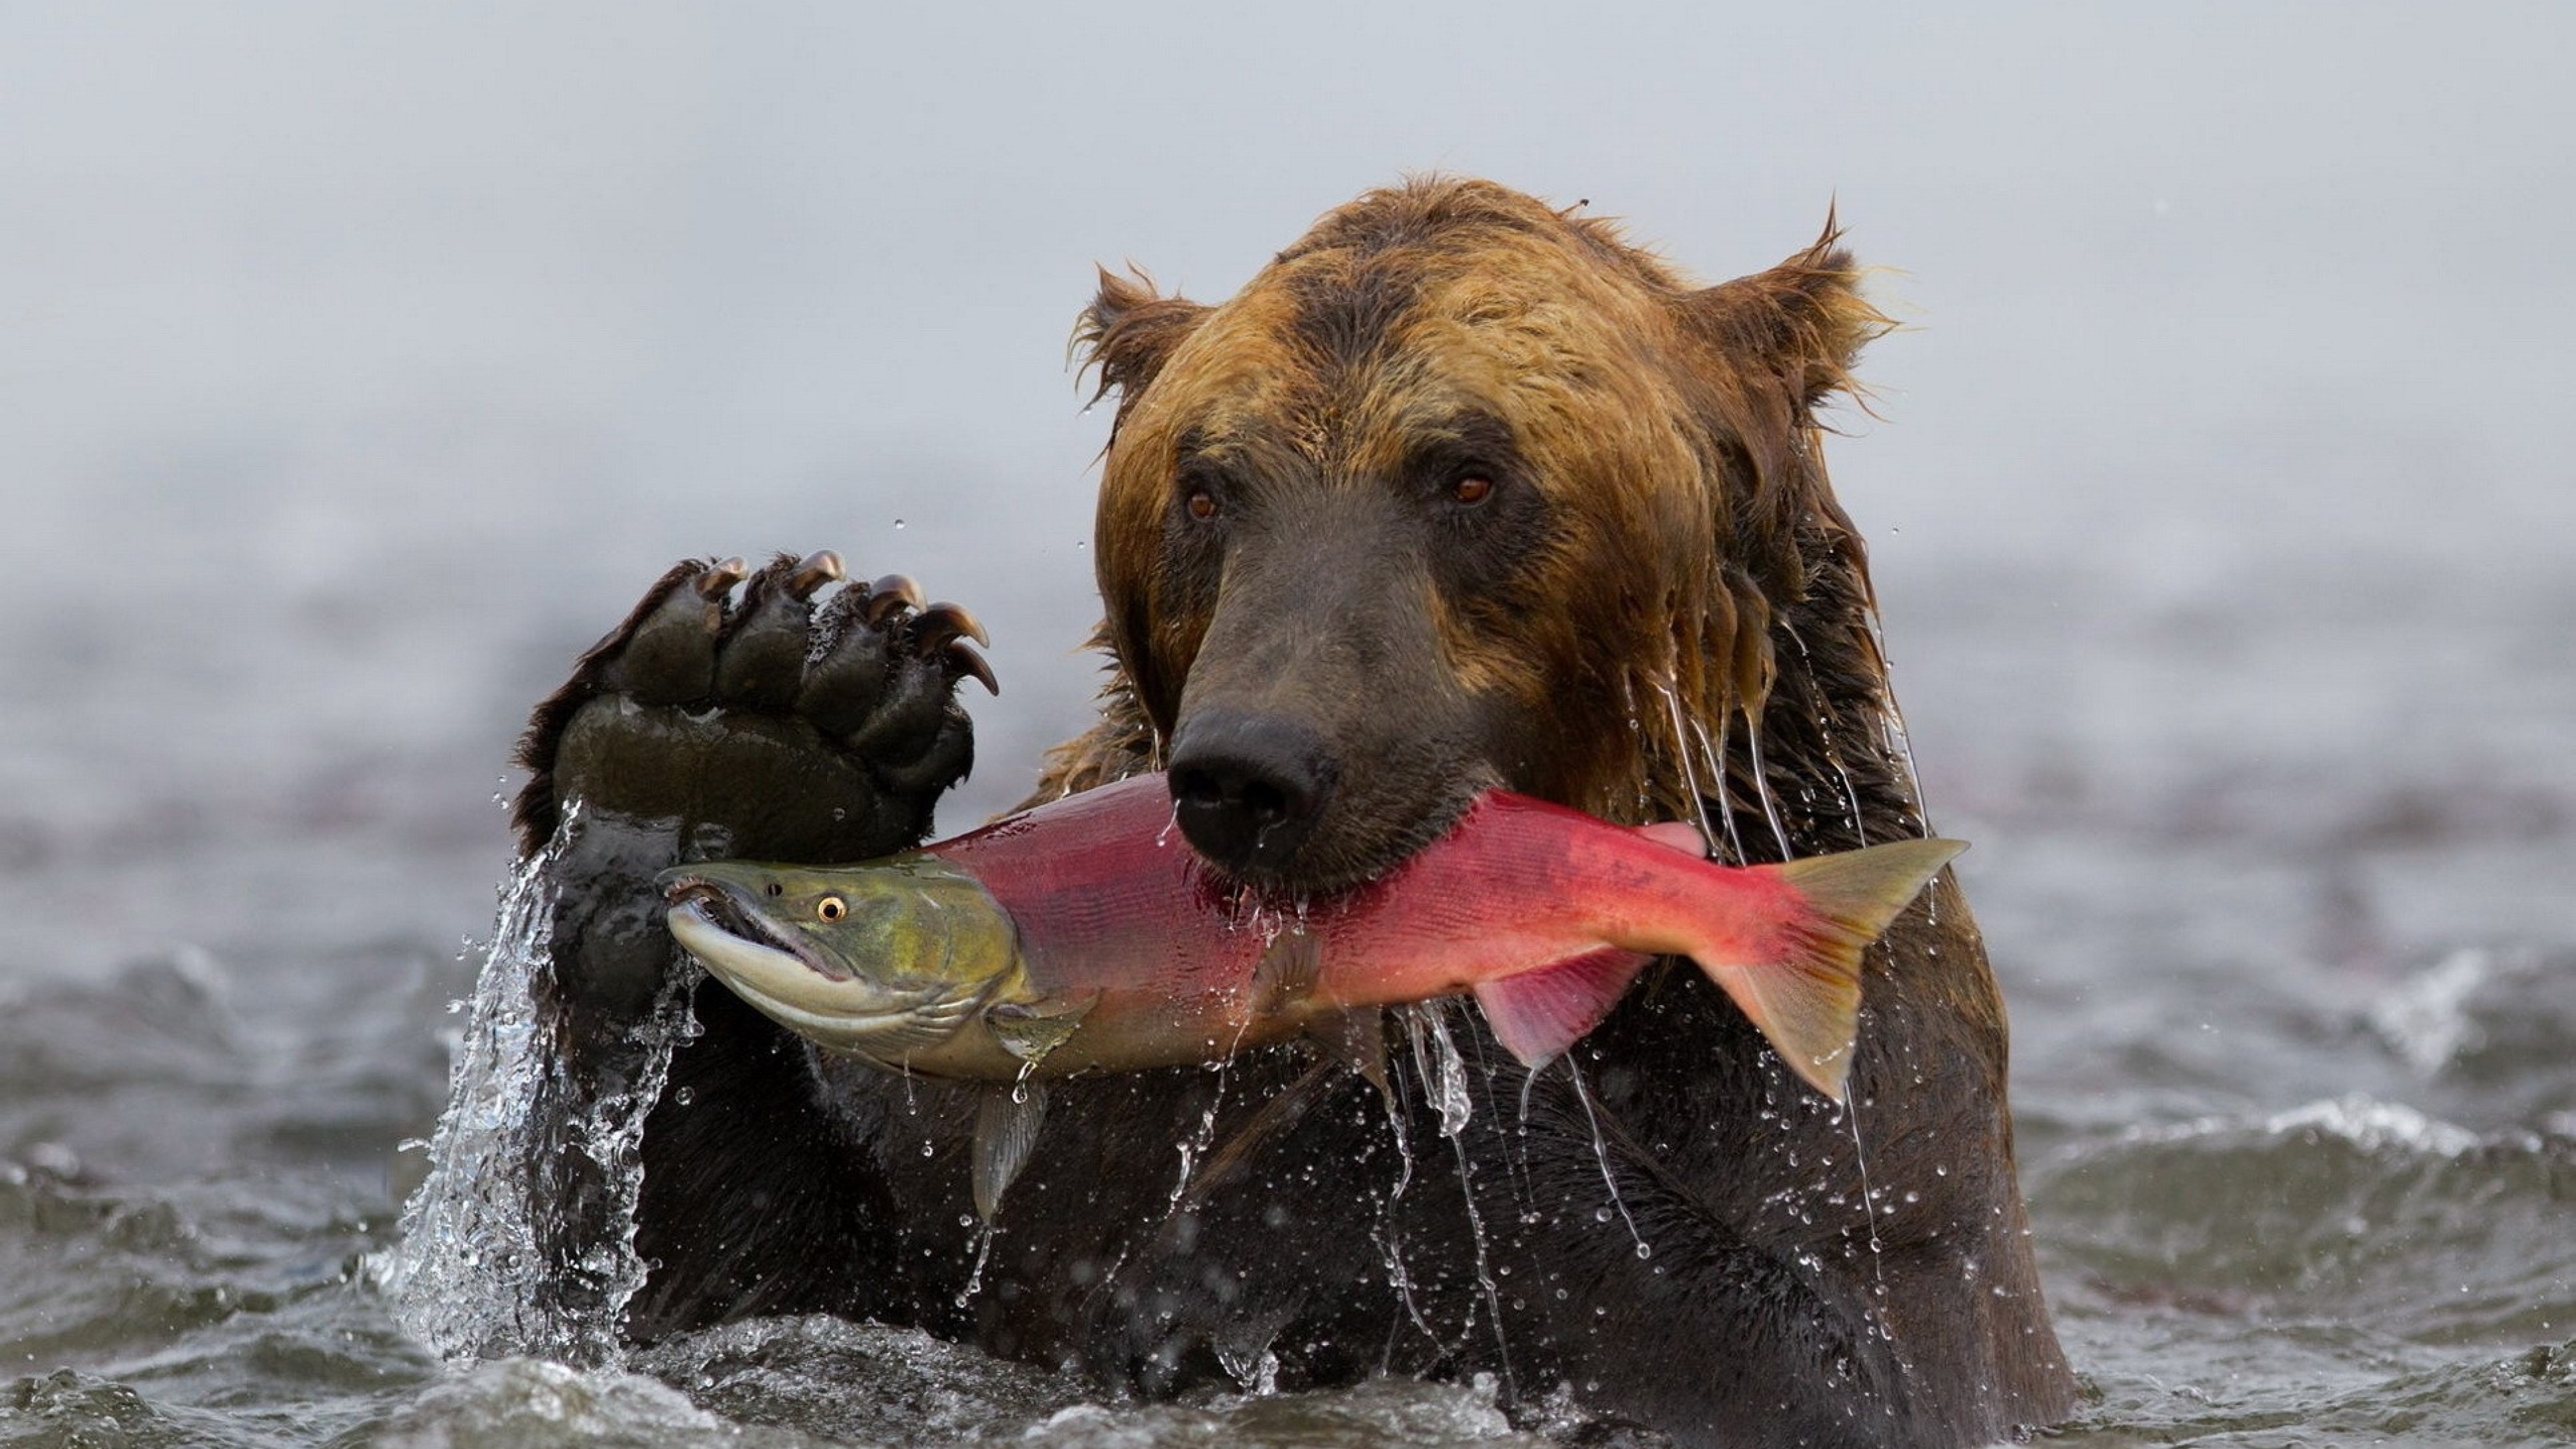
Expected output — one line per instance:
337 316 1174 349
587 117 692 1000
1078 177 1892 891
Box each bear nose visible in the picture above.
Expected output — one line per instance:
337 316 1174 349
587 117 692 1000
1166 712 1338 876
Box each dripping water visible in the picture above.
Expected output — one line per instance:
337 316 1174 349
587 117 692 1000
1652 676 1721 853
1741 718 1796 859
1837 1085 1892 1329
956 1218 1000 1305
1689 712 1748 865
1779 621 1872 845
1859 602 1933 828
1564 1058 1648 1259
1371 1049 1448 1349
1165 1010 1263 1214
1406 1002 1475 1140
1403 1005 1513 1380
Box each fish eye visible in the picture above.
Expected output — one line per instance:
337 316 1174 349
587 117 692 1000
817 896 847 922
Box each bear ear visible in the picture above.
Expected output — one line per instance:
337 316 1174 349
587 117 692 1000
1674 212 1892 415
1075 266 1212 414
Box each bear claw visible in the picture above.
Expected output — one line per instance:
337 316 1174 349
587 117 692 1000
947 642 1000 697
864 574 927 624
910 601 989 653
790 550 845 598
695 556 751 599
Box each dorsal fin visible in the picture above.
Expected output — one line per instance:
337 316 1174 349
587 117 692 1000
1472 949 1654 1067
971 1081 1049 1220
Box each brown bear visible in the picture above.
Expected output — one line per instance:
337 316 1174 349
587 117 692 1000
504 177 2075 1448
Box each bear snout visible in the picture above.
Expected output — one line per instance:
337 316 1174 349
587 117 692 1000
1165 709 1340 875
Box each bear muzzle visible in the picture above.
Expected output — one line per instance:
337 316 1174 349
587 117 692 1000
1166 709 1340 876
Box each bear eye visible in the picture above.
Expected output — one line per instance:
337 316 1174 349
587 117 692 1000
1451 474 1495 506
817 896 847 922
1185 488 1219 522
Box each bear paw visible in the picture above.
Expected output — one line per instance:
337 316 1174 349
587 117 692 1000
511 551 992 1020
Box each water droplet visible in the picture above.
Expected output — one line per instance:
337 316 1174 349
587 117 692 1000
892 518 907 529
673 1086 695 1107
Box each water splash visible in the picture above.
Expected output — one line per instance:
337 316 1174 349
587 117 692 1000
378 808 700 1365
2367 948 2491 1076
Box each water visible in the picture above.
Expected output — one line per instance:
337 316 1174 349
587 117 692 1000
378 815 703 1366
6 5 2576 1444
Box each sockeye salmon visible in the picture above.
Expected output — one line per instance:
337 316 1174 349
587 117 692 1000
661 773 1961 1216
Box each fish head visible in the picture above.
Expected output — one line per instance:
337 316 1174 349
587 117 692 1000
657 856 1025 1071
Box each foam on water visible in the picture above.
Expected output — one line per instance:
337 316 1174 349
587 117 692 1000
2112 1094 2500 1159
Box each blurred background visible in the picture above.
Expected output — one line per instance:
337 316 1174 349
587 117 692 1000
1 4 2571 1444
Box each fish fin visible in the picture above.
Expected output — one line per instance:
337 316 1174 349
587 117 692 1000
1637 821 1710 857
1178 1053 1342 1214
971 1081 1049 1221
1472 949 1654 1068
1307 1008 1392 1102
988 994 1095 1067
1693 838 1966 1103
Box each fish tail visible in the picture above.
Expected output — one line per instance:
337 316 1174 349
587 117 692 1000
1689 838 1966 1103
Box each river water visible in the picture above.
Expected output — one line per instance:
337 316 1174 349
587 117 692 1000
4 5 2573 1445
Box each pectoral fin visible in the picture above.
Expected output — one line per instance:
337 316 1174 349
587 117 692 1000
1472 949 1654 1068
987 994 1095 1067
971 1081 1049 1220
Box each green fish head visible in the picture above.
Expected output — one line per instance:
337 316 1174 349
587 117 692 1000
657 855 1023 1069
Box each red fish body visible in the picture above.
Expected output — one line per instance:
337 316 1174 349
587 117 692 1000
675 772 1959 1099
938 776 1829 1074
665 773 1959 1216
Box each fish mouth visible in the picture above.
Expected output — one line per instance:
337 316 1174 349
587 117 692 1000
663 876 849 979
661 881 989 1066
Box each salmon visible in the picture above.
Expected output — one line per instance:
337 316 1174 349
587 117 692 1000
662 773 1960 1215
